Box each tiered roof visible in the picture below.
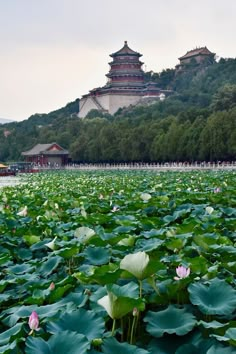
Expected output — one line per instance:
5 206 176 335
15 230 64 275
179 47 215 60
110 41 142 57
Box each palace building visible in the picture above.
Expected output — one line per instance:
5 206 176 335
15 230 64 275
176 46 215 72
78 41 171 117
22 143 69 166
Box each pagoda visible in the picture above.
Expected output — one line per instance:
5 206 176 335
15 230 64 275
78 42 170 117
176 46 215 72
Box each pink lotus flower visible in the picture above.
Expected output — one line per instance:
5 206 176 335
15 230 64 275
28 311 40 335
174 265 190 280
214 187 221 193
49 282 55 291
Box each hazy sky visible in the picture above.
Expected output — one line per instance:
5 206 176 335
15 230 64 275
1 0 235 121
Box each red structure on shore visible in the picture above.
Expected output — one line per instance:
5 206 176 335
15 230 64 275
22 143 69 166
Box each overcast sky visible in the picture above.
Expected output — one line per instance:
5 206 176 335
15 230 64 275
0 0 235 121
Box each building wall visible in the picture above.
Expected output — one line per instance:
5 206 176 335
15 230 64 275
109 94 141 114
78 97 100 118
78 92 143 117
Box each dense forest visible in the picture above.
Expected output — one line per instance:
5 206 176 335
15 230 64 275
0 57 236 163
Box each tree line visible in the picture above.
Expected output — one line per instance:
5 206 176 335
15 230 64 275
0 58 236 163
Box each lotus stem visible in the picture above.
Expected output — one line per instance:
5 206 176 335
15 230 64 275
130 316 136 344
111 319 116 336
139 280 143 298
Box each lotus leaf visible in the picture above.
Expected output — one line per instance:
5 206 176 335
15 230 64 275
25 331 90 354
188 278 236 315
144 305 196 337
46 308 105 340
102 337 150 354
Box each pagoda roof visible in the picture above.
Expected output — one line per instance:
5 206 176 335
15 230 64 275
22 143 68 156
110 41 142 57
179 47 215 60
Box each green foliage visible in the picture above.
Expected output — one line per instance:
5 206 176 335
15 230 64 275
0 170 235 352
1 58 236 162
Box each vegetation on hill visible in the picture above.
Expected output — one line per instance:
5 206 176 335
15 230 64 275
0 59 236 163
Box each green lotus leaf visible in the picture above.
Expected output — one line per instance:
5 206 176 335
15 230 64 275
199 320 228 329
83 246 110 265
188 278 236 315
46 308 105 340
144 305 196 337
25 331 90 354
38 255 62 277
0 323 23 346
102 337 150 354
0 340 18 354
135 238 163 252
206 343 236 354
175 344 199 354
23 235 41 246
117 235 135 247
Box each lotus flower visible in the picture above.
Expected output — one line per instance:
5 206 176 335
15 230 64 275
111 205 119 212
45 236 57 250
49 282 55 291
28 311 39 335
140 193 152 202
17 206 27 217
120 251 150 280
205 206 214 215
174 265 190 280
214 187 221 193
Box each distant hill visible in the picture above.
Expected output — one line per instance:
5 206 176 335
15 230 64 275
0 118 15 124
0 58 236 163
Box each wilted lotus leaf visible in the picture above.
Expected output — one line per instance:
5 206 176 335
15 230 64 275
74 227 96 244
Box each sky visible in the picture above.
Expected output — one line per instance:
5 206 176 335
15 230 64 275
0 0 236 121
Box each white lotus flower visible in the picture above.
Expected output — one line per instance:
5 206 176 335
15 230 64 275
140 193 152 202
98 293 116 319
45 236 57 250
120 251 150 280
98 290 135 320
17 206 28 217
206 206 214 215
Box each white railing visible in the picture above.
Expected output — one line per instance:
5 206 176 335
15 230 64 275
64 162 236 171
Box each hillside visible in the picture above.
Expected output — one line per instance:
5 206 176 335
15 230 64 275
0 58 236 163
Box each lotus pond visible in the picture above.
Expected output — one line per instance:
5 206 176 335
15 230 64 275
0 170 236 353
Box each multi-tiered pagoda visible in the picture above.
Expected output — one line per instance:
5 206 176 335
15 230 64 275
78 42 170 117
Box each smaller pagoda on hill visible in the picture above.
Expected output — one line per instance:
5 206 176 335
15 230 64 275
176 46 215 72
78 42 171 117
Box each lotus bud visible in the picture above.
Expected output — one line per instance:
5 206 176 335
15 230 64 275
28 311 39 335
49 282 55 291
133 307 139 317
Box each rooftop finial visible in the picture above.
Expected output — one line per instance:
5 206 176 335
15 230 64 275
124 40 127 45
